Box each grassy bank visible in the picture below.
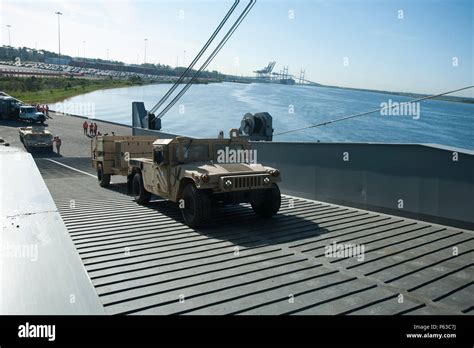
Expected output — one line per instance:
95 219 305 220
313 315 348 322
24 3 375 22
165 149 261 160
0 76 147 104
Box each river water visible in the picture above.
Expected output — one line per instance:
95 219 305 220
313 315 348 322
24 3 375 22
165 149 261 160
51 82 474 150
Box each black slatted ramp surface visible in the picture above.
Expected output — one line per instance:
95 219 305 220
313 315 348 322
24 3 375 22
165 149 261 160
36 158 474 315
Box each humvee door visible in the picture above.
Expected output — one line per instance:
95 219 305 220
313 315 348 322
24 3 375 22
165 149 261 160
152 145 170 197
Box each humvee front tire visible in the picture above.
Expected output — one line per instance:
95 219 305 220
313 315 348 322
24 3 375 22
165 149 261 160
132 172 151 204
251 184 281 218
97 163 111 188
181 184 211 227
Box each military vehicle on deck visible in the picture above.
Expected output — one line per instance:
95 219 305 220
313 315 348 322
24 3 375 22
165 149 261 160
91 135 157 183
91 131 282 227
0 96 20 120
19 126 54 152
18 106 46 123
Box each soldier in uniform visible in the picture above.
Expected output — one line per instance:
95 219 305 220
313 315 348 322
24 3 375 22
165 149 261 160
54 136 62 155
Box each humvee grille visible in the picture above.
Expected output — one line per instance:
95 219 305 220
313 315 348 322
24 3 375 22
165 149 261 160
236 175 260 188
221 174 269 191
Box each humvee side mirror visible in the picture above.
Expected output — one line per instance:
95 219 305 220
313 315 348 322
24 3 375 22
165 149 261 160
154 148 164 164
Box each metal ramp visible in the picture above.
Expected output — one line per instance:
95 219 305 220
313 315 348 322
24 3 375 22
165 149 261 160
36 158 474 315
0 148 103 314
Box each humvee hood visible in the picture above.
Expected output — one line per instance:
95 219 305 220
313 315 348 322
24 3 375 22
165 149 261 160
186 163 269 175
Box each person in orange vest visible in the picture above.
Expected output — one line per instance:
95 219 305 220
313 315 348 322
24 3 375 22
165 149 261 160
54 136 62 155
93 122 98 136
83 120 88 135
45 105 49 117
89 122 94 136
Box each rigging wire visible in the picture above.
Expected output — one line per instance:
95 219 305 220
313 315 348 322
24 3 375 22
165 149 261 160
274 85 474 136
149 0 240 115
155 0 256 120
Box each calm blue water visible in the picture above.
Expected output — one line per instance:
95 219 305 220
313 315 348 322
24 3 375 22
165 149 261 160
51 82 474 150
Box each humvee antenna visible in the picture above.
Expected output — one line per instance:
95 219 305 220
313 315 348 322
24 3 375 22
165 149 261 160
155 0 256 120
149 0 240 115
274 85 474 137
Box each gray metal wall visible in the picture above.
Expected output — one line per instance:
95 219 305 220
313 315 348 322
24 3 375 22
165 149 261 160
133 126 474 230
252 142 474 230
133 127 177 139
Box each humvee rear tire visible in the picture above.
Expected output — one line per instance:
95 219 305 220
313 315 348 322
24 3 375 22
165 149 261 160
251 184 281 218
133 172 151 205
97 163 111 188
181 184 211 227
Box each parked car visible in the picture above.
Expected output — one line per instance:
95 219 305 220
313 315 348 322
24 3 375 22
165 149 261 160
18 106 46 123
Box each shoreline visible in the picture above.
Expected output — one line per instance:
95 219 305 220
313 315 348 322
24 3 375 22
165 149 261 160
50 109 132 129
3 80 154 105
323 84 474 105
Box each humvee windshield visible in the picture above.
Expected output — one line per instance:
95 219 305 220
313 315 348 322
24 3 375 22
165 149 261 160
21 107 36 114
176 140 250 162
179 144 210 160
25 134 52 142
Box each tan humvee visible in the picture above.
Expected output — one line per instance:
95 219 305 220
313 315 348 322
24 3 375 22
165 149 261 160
91 130 282 227
18 125 53 151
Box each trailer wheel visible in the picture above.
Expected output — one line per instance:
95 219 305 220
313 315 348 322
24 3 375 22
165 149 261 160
97 163 111 188
133 172 151 204
251 184 281 218
181 183 211 227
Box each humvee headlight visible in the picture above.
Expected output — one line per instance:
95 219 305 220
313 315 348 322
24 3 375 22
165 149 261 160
201 174 210 183
263 177 271 185
271 170 280 177
224 179 233 188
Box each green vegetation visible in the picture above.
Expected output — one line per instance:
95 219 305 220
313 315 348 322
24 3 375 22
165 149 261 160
0 76 146 104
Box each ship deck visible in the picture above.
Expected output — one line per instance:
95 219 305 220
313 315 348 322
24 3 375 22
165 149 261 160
36 157 473 315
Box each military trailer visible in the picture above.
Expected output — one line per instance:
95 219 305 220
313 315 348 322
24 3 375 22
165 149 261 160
19 126 53 152
91 131 282 227
91 135 158 187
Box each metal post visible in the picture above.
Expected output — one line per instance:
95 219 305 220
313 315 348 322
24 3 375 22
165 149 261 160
55 12 62 65
144 38 148 64
6 25 11 46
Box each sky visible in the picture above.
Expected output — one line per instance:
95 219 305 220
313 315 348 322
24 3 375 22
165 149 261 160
1 0 473 96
